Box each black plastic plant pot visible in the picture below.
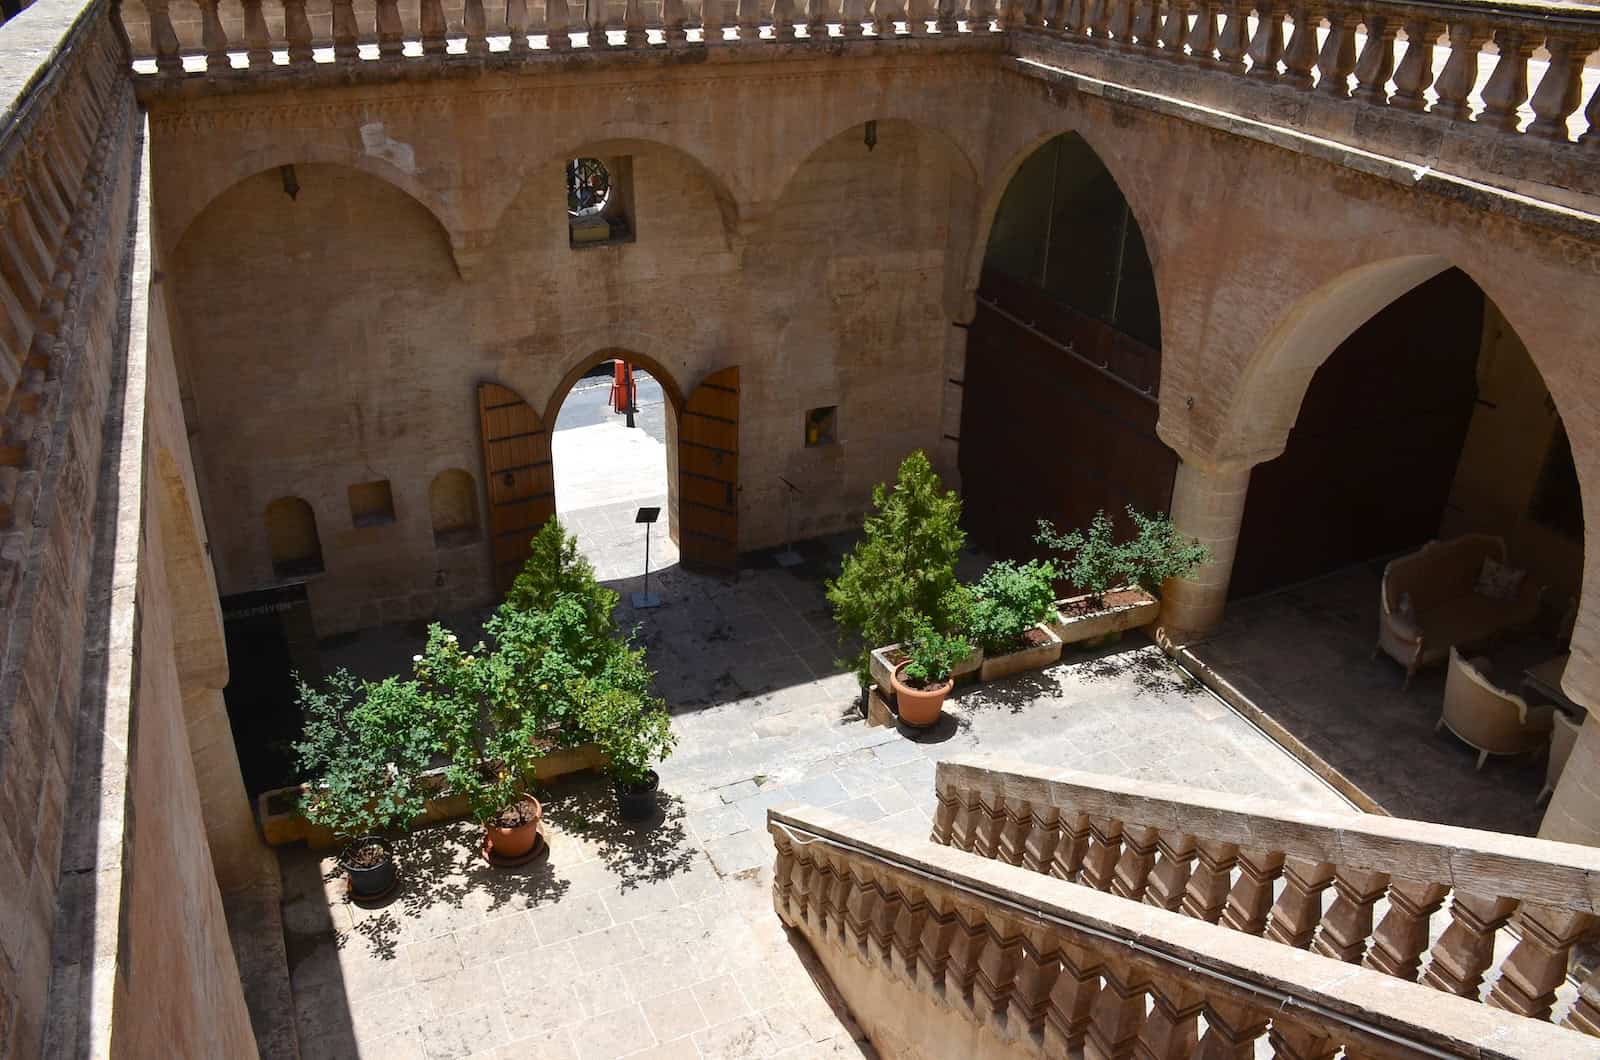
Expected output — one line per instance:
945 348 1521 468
339 835 397 899
615 771 660 822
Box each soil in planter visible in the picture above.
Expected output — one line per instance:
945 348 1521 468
1057 588 1151 619
344 840 388 870
996 627 1053 654
897 670 947 692
492 799 540 829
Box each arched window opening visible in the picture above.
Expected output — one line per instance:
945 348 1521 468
567 156 635 248
430 469 481 547
265 496 324 578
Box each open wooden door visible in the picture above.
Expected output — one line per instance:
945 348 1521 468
678 366 739 573
478 382 554 594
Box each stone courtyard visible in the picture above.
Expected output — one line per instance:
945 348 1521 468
296 532 1349 1058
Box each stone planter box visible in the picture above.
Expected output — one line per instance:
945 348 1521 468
1047 588 1160 647
870 643 983 698
258 742 608 849
978 625 1063 682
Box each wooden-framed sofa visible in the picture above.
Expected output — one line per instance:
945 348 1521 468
1377 534 1540 689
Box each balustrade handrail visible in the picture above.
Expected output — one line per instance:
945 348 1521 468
768 806 1600 1057
935 754 1600 912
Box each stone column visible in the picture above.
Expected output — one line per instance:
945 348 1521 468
183 684 278 893
1157 459 1253 642
1540 613 1600 845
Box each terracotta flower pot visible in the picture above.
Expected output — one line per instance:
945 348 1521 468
485 796 542 859
891 662 952 728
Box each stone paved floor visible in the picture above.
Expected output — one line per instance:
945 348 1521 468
1186 560 1568 836
294 538 1351 1059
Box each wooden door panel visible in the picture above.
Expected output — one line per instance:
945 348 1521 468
478 382 554 593
678 366 739 573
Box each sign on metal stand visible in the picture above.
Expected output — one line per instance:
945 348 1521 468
632 506 662 609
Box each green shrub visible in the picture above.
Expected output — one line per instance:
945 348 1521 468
504 517 618 643
900 619 972 687
827 451 967 685
294 670 437 839
969 559 1058 654
576 661 677 791
1036 510 1120 599
415 623 529 825
1120 508 1210 594
1036 507 1209 603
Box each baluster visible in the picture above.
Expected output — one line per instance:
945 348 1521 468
1180 839 1238 923
972 0 996 32
824 854 853 943
1390 17 1439 111
1566 963 1600 1035
1139 974 1203 1058
1044 942 1102 1052
1215 0 1249 73
786 849 816 924
1245 0 1284 78
1105 0 1133 44
1086 954 1150 1059
1479 28 1534 132
1020 806 1061 874
1364 879 1449 981
972 797 1004 859
843 867 879 959
702 0 725 40
1266 858 1335 948
735 0 760 39
1528 33 1597 141
1352 12 1397 105
930 789 957 845
375 0 404 57
283 0 314 64
1007 927 1062 1043
146 0 183 75
623 0 647 44
1584 82 1600 146
890 885 928 977
1187 0 1217 61
771 835 796 920
1487 905 1598 1020
841 0 864 36
866 880 900 967
905 0 927 34
1420 892 1518 997
806 0 830 39
944 904 987 1009
1050 813 1089 881
329 0 359 60
1314 3 1356 97
1022 0 1041 29
591 0 615 41
1221 849 1284 936
1060 0 1085 35
974 921 1024 1023
1197 998 1269 1059
1267 1020 1339 1060
917 899 960 988
772 0 798 36
198 0 232 71
1158 0 1188 59
420 0 448 53
1311 868 1388 963
935 0 957 33
1144 831 1196 911
1084 0 1108 40
506 0 530 49
240 0 274 66
1110 824 1158 901
873 0 904 37
1433 21 1489 121
464 0 489 52
996 799 1030 867
948 792 981 852
1131 0 1158 48
1081 817 1124 891
1280 2 1318 89
998 0 1024 29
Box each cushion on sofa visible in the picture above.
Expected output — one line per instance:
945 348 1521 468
1474 557 1527 601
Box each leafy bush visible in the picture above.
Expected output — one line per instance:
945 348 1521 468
900 619 972 687
415 623 527 825
294 670 437 839
504 517 618 642
1036 507 1209 603
827 451 967 684
968 559 1058 654
576 660 677 791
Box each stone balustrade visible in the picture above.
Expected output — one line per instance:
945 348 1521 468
768 805 1600 1058
114 0 1600 146
932 753 1600 1038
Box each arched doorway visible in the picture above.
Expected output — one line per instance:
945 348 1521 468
959 132 1173 562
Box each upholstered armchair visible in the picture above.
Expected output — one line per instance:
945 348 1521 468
1438 648 1555 769
1377 535 1540 689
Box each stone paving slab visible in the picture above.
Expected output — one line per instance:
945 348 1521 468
291 540 1349 1058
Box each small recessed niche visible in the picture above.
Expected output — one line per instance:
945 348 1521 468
348 480 396 528
567 156 635 248
805 406 838 448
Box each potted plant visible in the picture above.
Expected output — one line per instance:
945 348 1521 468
418 622 546 864
889 619 972 727
577 656 678 822
293 670 435 900
970 559 1064 681
1036 507 1209 648
828 451 974 703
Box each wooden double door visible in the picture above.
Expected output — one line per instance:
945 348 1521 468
476 365 740 593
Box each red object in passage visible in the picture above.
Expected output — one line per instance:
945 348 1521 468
609 359 635 413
